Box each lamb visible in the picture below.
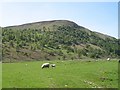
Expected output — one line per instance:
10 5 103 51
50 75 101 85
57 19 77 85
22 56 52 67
51 64 56 68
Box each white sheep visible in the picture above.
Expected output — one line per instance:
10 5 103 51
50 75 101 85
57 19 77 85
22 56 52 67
41 63 50 69
107 58 110 61
51 64 56 68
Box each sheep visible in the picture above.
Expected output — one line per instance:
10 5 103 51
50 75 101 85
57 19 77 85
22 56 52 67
65 84 68 87
41 63 50 69
95 60 98 62
107 58 110 61
51 64 56 68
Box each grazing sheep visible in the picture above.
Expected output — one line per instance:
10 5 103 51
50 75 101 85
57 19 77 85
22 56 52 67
65 84 68 87
51 64 56 68
41 63 50 69
95 60 98 62
107 58 110 61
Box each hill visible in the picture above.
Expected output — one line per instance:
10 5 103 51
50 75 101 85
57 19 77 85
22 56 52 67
5 20 80 30
2 20 120 62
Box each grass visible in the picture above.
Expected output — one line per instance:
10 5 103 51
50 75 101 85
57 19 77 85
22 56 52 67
2 59 118 88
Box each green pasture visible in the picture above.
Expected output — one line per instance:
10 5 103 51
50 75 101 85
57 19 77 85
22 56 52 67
2 59 118 88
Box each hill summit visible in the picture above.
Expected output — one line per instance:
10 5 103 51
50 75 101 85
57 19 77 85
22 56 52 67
2 20 119 62
5 20 83 33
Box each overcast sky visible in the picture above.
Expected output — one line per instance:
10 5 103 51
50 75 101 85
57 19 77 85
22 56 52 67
0 2 118 38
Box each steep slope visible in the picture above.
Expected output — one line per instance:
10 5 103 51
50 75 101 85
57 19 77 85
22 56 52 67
5 20 114 40
2 20 119 62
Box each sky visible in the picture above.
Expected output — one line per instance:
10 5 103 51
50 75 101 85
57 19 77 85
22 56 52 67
0 2 118 38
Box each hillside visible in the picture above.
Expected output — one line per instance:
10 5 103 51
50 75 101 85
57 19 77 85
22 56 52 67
2 20 120 62
5 20 80 30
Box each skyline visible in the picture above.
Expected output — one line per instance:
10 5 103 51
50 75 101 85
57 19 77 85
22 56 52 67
1 2 118 38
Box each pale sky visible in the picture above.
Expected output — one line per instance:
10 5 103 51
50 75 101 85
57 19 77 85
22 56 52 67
0 2 118 38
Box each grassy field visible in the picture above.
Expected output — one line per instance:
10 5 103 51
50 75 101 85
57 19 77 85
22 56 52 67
2 59 118 88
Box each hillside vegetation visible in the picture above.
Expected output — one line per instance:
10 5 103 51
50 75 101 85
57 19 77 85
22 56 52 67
2 20 120 62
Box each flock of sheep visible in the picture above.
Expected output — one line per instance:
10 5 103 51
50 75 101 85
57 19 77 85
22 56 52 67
26 58 120 69
40 58 120 69
41 63 56 69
